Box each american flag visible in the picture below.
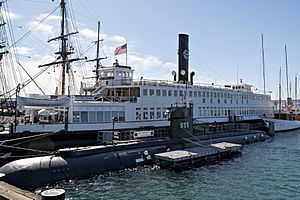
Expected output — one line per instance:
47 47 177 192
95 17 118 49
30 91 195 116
114 43 127 55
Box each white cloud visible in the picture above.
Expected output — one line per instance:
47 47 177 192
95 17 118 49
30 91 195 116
128 54 176 81
2 10 20 20
106 34 126 44
28 21 54 34
36 14 61 22
12 46 32 55
80 28 97 39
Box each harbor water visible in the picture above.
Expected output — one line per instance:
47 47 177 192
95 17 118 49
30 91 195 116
38 130 300 200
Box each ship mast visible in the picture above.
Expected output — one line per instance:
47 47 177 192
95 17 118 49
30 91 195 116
95 21 100 85
295 75 298 109
285 45 292 111
86 21 107 86
40 0 86 95
285 45 289 98
279 67 282 118
60 0 67 96
261 34 266 95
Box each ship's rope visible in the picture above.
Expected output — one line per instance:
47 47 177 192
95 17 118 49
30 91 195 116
0 132 53 145
0 132 57 155
0 143 53 154
8 5 60 49
173 123 210 148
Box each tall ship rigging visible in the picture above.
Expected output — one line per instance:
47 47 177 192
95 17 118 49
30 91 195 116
0 0 273 137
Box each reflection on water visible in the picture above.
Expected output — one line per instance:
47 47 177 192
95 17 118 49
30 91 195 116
37 131 300 200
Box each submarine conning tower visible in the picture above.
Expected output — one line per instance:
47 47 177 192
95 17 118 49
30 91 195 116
168 106 193 139
178 34 189 84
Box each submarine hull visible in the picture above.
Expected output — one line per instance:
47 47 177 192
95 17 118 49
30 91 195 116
0 130 268 190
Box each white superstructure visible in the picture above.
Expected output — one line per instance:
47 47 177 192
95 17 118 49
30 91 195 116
15 61 273 134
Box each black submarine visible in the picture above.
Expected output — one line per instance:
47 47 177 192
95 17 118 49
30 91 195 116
0 104 272 190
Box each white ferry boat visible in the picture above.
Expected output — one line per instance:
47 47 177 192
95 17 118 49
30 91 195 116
13 34 273 134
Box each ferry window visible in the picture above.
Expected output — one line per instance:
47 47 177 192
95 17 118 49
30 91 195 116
89 111 96 123
194 91 197 97
143 89 148 96
168 90 172 96
157 107 161 110
210 98 213 103
189 91 193 97
150 107 155 111
136 111 141 120
156 112 161 119
118 111 125 121
162 90 167 96
210 110 213 117
202 91 205 97
97 111 104 122
104 111 112 122
81 111 88 123
150 89 154 96
218 99 220 103
73 111 80 123
198 91 201 97
163 111 167 118
202 98 206 103
206 92 209 97
143 112 149 119
224 99 227 104
156 90 161 96
179 91 183 96
150 112 155 119
112 111 118 121
174 90 178 96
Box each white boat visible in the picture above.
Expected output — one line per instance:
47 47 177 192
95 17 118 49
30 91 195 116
14 34 273 134
1 1 273 135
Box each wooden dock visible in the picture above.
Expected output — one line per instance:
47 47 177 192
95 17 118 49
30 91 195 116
0 181 41 200
155 142 242 169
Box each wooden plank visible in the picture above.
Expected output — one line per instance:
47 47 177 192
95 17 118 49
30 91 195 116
0 181 41 200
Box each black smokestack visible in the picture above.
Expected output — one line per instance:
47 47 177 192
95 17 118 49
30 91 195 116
178 34 189 83
190 71 195 85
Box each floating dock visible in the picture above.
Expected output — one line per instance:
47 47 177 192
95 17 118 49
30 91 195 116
155 142 242 169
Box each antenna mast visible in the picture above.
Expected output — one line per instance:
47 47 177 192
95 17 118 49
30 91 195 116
285 45 289 98
95 21 100 85
295 75 298 109
261 34 266 95
279 67 282 118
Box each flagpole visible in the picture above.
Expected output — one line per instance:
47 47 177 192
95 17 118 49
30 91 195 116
126 41 128 66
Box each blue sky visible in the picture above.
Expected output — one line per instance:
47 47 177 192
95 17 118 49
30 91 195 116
5 0 300 99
